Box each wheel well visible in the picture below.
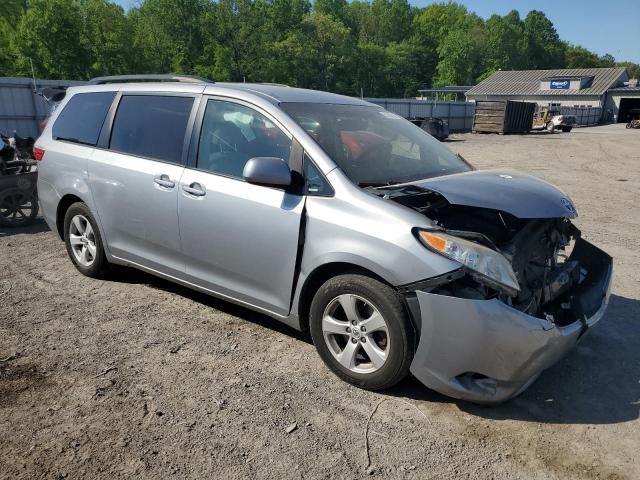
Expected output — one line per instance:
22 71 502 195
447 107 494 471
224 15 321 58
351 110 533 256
56 194 83 239
297 262 389 333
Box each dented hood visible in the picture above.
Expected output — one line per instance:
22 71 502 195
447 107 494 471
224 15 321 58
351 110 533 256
413 170 578 219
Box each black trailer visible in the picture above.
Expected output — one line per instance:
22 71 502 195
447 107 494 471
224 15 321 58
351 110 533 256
0 138 38 227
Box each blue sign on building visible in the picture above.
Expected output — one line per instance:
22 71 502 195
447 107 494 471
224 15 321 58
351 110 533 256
550 79 570 90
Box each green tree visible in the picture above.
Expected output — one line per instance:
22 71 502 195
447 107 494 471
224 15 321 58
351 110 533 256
382 41 423 96
565 44 604 68
522 10 565 69
618 62 640 80
434 24 486 86
411 2 477 88
11 0 89 79
210 0 276 82
274 13 354 93
314 0 349 24
0 19 13 76
413 2 472 46
484 11 525 73
345 1 372 42
131 0 208 74
79 0 132 77
353 42 386 95
368 0 413 45
599 53 616 67
269 0 312 34
3 0 635 95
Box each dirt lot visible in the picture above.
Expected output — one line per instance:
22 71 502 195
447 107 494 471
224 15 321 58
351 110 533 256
1 124 639 480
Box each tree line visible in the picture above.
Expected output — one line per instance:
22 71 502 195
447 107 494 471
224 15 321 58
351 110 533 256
1 0 638 97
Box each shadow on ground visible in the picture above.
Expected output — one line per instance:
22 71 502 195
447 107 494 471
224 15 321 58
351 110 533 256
0 218 50 237
105 265 311 344
108 264 639 425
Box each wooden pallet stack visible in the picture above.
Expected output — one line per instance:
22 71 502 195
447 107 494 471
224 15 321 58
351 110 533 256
472 100 536 134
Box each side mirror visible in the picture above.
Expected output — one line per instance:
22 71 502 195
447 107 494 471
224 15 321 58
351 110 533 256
242 157 291 187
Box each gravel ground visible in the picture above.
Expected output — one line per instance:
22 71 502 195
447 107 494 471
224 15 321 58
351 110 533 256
1 123 639 480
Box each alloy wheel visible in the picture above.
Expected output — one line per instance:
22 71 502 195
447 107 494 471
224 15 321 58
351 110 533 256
322 294 390 374
68 214 97 267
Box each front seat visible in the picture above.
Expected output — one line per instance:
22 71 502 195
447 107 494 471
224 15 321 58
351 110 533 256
200 121 247 176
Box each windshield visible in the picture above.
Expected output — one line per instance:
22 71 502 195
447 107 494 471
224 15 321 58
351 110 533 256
281 103 471 186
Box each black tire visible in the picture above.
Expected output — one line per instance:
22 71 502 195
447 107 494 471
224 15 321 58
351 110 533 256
63 202 109 278
0 188 39 227
561 126 572 133
309 274 415 391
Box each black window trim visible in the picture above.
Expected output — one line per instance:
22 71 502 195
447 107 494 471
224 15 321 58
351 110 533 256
302 152 335 197
97 91 202 167
187 95 301 189
52 90 118 147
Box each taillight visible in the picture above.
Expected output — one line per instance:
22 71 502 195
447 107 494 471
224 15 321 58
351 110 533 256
40 119 48 130
33 147 45 161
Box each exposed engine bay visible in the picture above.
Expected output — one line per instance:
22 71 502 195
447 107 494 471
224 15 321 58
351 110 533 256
371 184 610 327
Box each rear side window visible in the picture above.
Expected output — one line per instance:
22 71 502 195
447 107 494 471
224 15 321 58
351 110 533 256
52 92 115 146
109 95 194 164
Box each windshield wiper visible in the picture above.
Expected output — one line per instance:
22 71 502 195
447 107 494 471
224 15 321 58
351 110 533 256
358 181 401 188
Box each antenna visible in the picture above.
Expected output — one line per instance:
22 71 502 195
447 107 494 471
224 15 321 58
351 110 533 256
29 58 37 94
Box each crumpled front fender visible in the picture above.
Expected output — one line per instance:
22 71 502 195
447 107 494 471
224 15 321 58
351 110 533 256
408 239 612 404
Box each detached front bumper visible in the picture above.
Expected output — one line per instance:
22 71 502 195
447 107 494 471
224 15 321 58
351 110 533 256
408 238 612 404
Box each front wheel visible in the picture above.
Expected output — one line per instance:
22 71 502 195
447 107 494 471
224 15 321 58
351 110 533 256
309 274 415 391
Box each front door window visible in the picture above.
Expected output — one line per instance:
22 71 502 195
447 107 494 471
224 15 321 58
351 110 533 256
197 100 292 178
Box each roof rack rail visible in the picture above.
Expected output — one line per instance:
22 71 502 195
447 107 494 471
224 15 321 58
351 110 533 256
88 74 214 85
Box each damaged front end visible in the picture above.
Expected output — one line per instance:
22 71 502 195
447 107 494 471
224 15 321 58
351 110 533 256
373 176 612 403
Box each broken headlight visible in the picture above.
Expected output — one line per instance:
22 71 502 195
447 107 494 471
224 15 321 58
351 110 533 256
417 230 520 297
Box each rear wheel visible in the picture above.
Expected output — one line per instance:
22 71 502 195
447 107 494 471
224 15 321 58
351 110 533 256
63 202 108 278
546 122 555 132
309 274 415 391
561 126 572 133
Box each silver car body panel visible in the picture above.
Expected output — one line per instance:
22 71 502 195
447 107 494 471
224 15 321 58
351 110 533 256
88 148 187 277
296 168 461 285
178 168 305 316
408 169 578 219
36 82 612 403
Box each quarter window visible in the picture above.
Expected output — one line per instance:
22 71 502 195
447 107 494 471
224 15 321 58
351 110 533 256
52 92 115 146
109 95 194 164
197 100 292 178
303 154 333 196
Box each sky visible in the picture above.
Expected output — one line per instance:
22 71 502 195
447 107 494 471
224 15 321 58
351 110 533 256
113 0 640 63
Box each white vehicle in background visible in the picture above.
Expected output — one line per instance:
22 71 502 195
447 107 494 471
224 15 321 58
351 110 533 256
532 107 577 132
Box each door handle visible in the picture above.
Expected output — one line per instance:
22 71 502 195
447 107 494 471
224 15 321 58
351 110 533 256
183 182 206 197
154 175 175 189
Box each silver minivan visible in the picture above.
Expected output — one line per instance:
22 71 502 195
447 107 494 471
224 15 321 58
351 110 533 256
36 76 612 404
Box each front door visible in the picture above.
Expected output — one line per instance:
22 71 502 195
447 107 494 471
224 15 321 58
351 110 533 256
88 94 196 276
178 98 304 316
